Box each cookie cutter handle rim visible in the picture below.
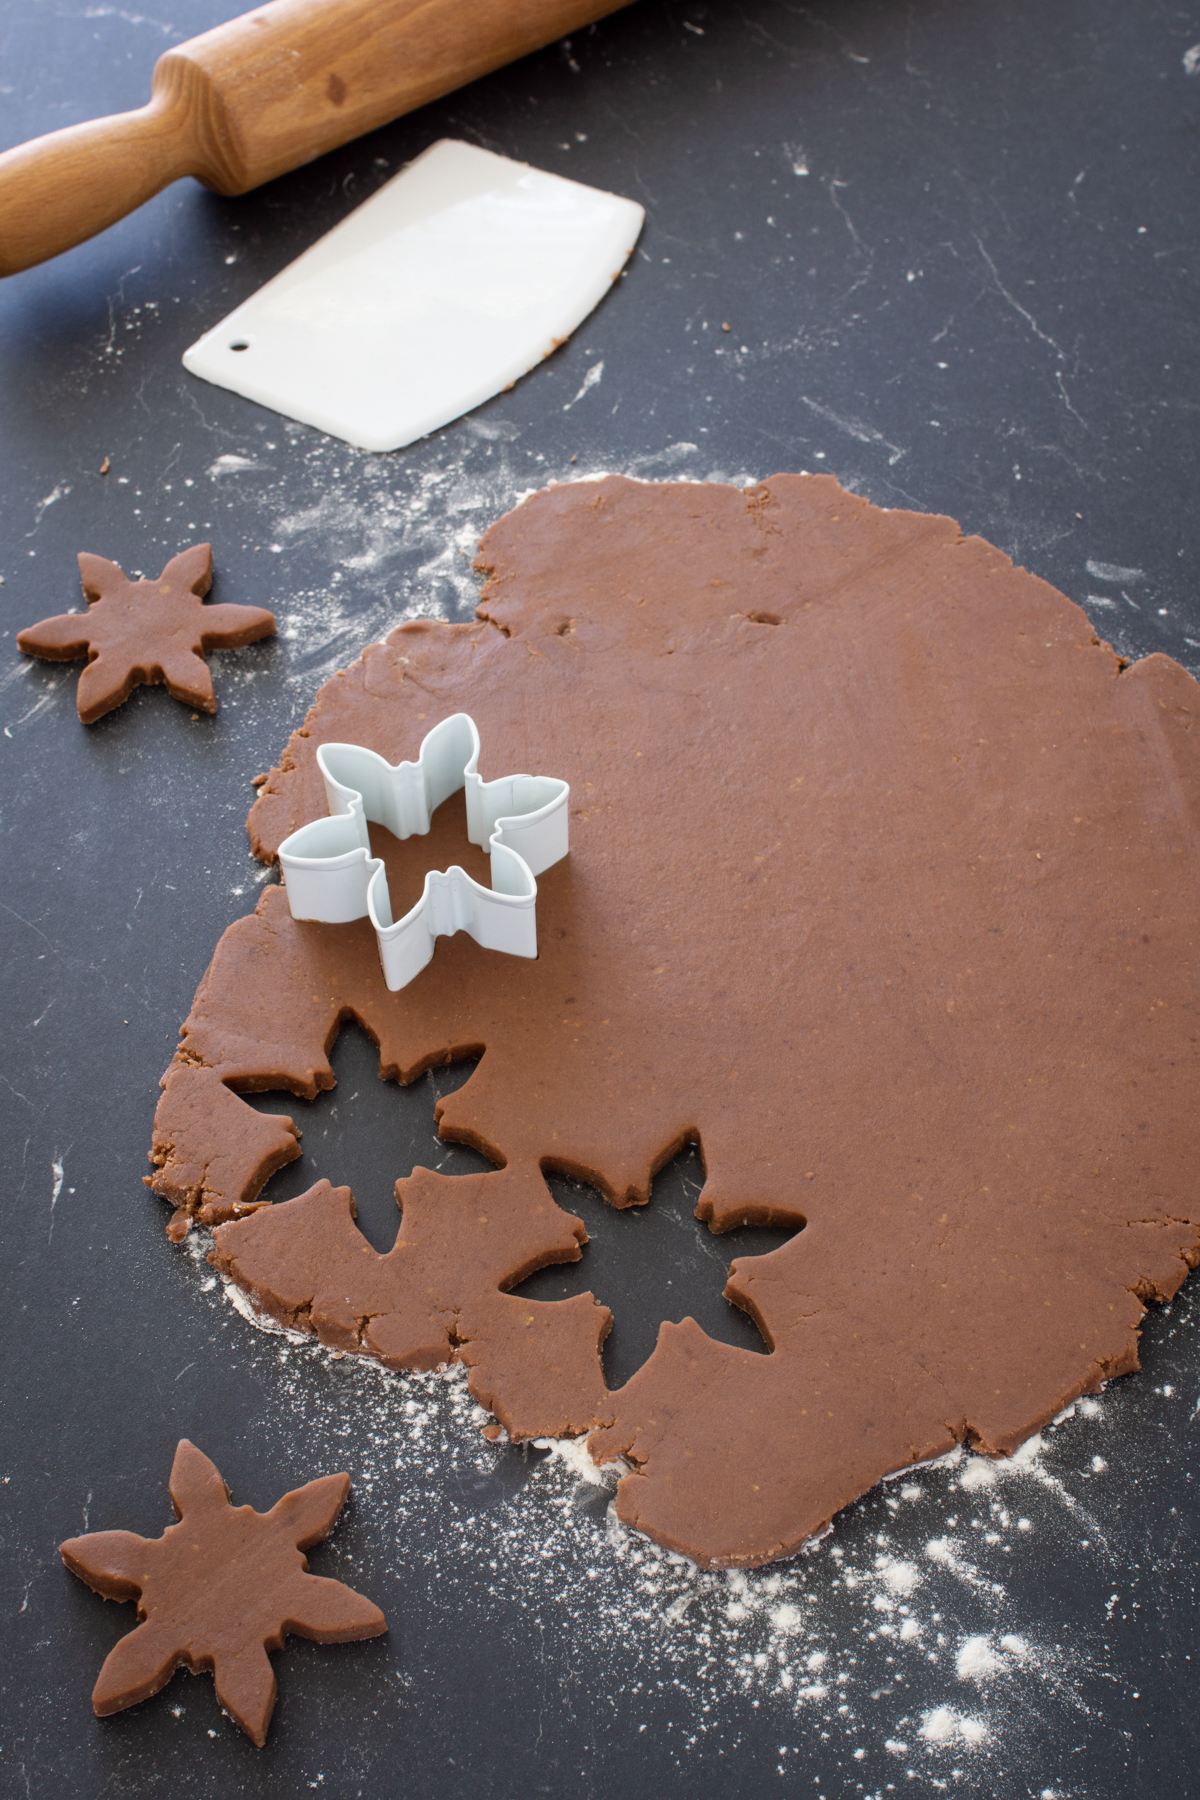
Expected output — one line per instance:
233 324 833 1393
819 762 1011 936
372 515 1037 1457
367 846 538 990
272 809 376 924
318 714 478 843
481 776 570 878
276 712 569 990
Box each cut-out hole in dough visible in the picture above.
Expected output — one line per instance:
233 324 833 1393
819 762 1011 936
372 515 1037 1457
243 1021 490 1254
513 1144 802 1389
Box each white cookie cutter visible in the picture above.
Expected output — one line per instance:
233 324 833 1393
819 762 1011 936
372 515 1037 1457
277 713 568 991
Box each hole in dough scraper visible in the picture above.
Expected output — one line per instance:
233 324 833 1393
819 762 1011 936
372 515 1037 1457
182 138 644 452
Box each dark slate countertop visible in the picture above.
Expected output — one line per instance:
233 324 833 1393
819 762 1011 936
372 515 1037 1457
1 3 1198 1795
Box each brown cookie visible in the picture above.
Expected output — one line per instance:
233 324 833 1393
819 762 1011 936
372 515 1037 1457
17 543 275 722
60 1439 386 1745
151 475 1200 1567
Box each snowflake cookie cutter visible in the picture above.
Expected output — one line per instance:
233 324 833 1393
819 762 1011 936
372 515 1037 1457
277 712 569 991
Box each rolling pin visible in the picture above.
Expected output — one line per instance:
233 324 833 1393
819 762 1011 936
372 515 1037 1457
0 0 634 277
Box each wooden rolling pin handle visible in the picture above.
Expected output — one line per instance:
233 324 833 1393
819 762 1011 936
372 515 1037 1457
0 0 636 278
0 69 207 278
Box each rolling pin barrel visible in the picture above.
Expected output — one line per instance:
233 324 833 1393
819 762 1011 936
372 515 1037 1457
0 0 632 277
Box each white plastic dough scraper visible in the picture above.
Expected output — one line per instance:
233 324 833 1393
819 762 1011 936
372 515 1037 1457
183 138 644 451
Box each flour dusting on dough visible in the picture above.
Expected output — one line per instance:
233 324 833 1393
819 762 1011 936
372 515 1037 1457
185 1223 1154 1789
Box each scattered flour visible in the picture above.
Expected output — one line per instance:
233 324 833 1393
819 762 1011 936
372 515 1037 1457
177 429 764 721
532 1431 622 1486
920 1705 987 1745
184 1230 1135 1789
208 453 270 477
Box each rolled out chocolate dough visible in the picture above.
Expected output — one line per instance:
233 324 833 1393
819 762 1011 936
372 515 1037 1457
152 475 1200 1567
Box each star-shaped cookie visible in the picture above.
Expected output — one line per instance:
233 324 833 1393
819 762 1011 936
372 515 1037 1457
17 543 275 722
60 1439 386 1745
